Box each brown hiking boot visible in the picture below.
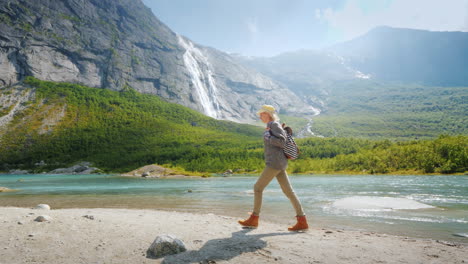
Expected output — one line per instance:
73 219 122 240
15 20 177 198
238 214 259 228
288 215 309 231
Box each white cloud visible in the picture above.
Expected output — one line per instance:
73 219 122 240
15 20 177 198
317 0 468 41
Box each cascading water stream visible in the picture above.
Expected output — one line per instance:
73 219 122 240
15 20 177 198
297 107 325 138
178 35 220 119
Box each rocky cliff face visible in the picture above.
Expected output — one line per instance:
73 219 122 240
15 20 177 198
0 0 316 123
0 85 35 135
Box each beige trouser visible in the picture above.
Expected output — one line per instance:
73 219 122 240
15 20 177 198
252 167 305 216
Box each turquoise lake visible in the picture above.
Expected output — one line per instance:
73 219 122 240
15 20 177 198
1 174 467 243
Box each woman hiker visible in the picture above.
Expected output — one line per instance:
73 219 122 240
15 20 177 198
238 105 309 231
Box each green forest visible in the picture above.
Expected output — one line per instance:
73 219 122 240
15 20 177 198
0 77 466 175
312 80 467 139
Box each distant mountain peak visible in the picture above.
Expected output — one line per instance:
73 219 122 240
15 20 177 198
330 26 468 86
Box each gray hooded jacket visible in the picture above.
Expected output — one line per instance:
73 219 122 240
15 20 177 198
264 121 288 170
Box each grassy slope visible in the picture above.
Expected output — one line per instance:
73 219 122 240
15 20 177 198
0 78 465 175
311 80 467 140
0 77 264 173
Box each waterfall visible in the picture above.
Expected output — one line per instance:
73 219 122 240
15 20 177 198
178 35 220 119
297 108 325 138
334 54 371 79
299 118 325 138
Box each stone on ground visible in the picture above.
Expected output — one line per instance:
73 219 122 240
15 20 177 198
147 234 187 258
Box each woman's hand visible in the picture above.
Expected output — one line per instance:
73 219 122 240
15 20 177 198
267 122 287 148
263 129 271 140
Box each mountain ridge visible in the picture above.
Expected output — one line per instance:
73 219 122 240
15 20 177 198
0 0 316 123
330 26 468 86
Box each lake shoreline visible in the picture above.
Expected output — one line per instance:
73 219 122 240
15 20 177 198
1 206 467 264
1 169 466 177
2 171 466 177
2 173 467 245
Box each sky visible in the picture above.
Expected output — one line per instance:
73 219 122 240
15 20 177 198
142 0 468 57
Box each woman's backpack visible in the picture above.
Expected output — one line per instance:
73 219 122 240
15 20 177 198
282 123 300 160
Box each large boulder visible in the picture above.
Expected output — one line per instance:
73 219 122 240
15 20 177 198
146 234 187 259
0 187 16 192
121 164 173 177
48 162 99 174
34 204 51 210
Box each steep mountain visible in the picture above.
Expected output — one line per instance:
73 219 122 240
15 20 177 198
236 27 468 105
330 26 468 86
234 27 468 139
233 50 369 111
0 0 316 123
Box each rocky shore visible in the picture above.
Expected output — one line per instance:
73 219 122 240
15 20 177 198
46 162 100 175
4 162 101 175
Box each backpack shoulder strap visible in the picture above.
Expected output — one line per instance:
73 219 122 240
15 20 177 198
281 123 293 136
